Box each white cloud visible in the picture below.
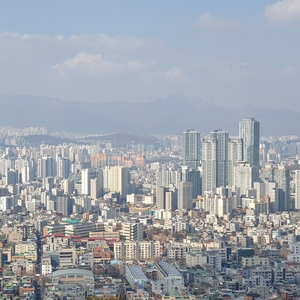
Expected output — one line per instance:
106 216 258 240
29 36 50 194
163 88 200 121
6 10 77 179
0 31 173 102
195 12 239 33
126 60 146 71
213 61 254 82
53 52 148 75
268 66 298 78
55 53 104 68
286 66 297 73
149 67 186 83
140 67 187 88
0 32 148 55
0 32 159 73
163 67 185 80
53 53 119 74
0 29 298 109
265 0 300 25
55 35 64 40
67 33 146 51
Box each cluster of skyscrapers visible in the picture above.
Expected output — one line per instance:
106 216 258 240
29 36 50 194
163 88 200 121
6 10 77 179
0 118 294 216
155 118 291 213
184 119 259 190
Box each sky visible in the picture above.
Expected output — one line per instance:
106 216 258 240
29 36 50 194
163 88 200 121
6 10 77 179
0 0 299 110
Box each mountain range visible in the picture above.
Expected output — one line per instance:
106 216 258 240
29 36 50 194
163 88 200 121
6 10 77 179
0 93 299 136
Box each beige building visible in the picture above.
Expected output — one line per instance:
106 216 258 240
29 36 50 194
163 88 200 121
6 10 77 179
114 241 160 261
186 250 207 268
26 261 35 276
7 228 23 244
248 200 267 215
106 166 129 199
242 256 269 268
89 231 120 240
59 247 76 268
15 242 37 254
252 234 271 245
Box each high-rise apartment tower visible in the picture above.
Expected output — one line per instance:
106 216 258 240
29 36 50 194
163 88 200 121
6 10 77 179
239 118 260 168
183 130 201 169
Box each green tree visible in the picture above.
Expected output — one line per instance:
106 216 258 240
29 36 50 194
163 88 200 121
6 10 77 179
173 230 188 242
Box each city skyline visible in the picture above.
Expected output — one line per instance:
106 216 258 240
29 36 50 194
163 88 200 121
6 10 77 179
1 1 300 299
0 117 300 299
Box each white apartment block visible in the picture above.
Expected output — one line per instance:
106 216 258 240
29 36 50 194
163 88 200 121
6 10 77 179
207 250 222 272
186 251 207 268
114 241 160 261
166 242 187 260
42 256 52 275
121 222 144 241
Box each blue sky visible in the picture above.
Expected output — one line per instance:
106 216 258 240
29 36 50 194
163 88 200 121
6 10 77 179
0 0 299 109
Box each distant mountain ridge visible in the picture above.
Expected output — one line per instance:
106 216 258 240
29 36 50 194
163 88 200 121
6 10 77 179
0 93 298 136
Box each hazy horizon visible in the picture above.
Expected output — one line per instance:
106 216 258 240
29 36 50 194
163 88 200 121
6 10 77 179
0 92 281 110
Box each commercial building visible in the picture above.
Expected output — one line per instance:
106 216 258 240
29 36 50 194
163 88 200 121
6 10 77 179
52 268 94 288
59 247 76 267
64 222 99 238
126 265 148 288
152 260 185 294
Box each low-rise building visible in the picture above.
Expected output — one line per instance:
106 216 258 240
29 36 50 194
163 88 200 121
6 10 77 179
242 256 269 268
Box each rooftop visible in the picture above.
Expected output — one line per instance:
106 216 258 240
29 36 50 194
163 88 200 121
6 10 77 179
157 261 182 278
52 268 93 278
127 265 148 281
61 219 81 224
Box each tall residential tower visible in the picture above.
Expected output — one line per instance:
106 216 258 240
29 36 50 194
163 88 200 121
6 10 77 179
210 129 229 188
239 118 260 168
202 130 229 192
183 130 201 169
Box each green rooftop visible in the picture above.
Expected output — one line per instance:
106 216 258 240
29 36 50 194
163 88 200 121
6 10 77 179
62 219 81 224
